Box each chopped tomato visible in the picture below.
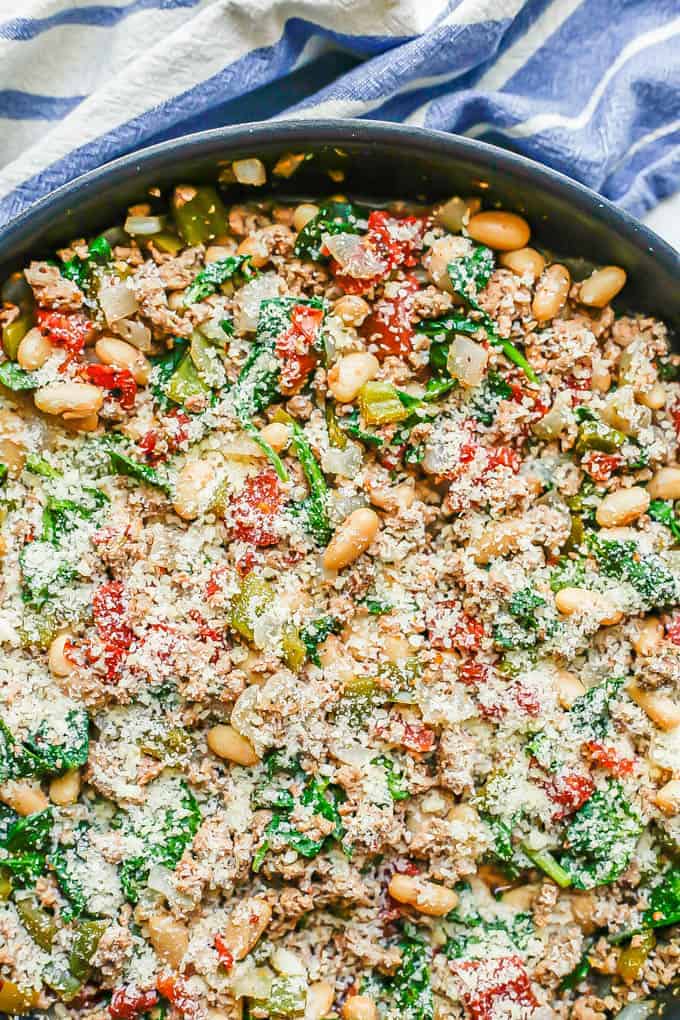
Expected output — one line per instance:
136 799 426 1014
665 613 680 645
230 470 282 547
454 955 537 1020
582 451 622 482
458 661 490 686
512 684 541 717
459 441 478 465
275 304 322 394
402 721 436 753
486 447 521 473
359 277 419 359
156 974 196 1017
36 308 93 356
365 210 426 272
108 986 158 1019
549 771 595 819
585 741 635 777
138 409 191 464
85 363 137 409
214 934 235 969
428 601 484 653
92 580 133 681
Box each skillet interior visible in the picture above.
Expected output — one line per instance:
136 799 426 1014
0 121 678 339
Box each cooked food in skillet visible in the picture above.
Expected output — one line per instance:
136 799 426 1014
0 164 678 1019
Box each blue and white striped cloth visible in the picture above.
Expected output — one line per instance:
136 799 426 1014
0 0 679 229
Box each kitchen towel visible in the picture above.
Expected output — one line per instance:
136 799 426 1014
0 0 679 228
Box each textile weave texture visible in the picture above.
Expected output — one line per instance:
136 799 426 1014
0 0 678 227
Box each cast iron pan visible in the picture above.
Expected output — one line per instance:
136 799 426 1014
0 122 677 1018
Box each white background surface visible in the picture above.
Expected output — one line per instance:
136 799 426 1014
643 193 680 252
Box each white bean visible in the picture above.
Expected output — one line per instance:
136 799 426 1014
95 337 151 384
327 353 380 403
34 381 104 420
596 487 650 528
323 508 380 571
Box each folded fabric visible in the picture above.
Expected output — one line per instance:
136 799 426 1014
0 0 678 227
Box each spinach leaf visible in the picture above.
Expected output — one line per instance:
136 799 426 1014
642 868 680 930
444 911 534 959
372 755 409 801
109 449 173 496
61 235 112 290
560 780 642 889
150 340 189 408
0 361 40 391
392 924 433 1020
0 808 54 887
300 615 342 666
41 488 109 545
294 200 365 262
291 423 332 546
648 499 680 542
25 455 61 479
50 844 88 919
559 952 592 992
569 677 624 740
470 371 513 426
590 535 679 610
19 543 78 610
549 555 587 593
183 254 253 305
0 710 89 781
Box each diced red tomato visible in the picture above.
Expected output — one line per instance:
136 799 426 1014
548 771 595 819
512 684 541 718
402 721 436 753
92 580 134 681
274 304 322 394
485 447 521 473
458 661 490 686
359 277 419 359
156 974 196 1017
365 210 426 272
230 470 282 547
108 985 159 1019
36 308 93 356
584 741 635 777
214 934 235 969
582 451 622 483
453 955 538 1020
138 409 191 464
459 441 478 465
428 601 484 653
665 613 680 645
670 401 680 436
85 363 137 409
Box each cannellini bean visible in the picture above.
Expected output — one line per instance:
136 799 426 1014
342 996 377 1020
637 382 666 410
306 981 335 1020
366 478 415 513
596 487 650 528
0 780 48 816
48 632 76 677
553 668 586 708
293 203 320 232
591 362 612 393
49 769 81 807
333 295 371 327
95 337 151 384
387 873 458 916
34 381 103 420
472 518 532 565
579 266 627 307
499 247 545 279
259 421 291 453
448 802 480 826
648 466 680 501
217 897 272 961
17 327 53 370
554 587 623 626
654 779 680 815
173 459 218 520
570 892 597 933
327 352 380 403
531 264 571 322
466 210 530 251
632 616 664 657
147 913 189 967
62 413 100 434
501 884 539 911
207 724 259 766
628 684 680 731
323 508 380 571
237 234 269 269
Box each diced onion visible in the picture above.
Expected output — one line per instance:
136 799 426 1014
270 947 307 977
232 158 267 186
98 277 138 325
532 391 573 440
235 272 282 332
232 962 274 1000
146 864 175 897
322 442 363 477
323 233 388 278
114 317 152 352
124 215 165 236
447 334 488 388
602 384 651 436
614 1004 655 1020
